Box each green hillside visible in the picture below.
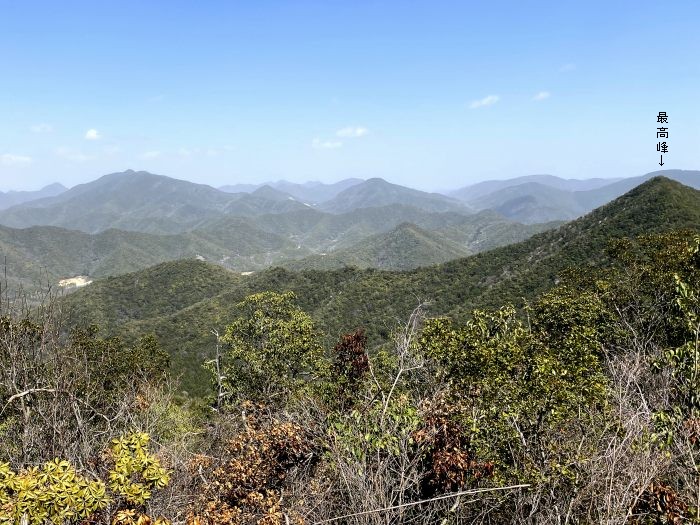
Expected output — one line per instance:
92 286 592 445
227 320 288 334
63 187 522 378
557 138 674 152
0 203 552 295
0 221 298 294
282 216 558 271
434 210 560 251
63 260 241 330
318 177 470 214
238 205 473 251
62 177 700 395
284 222 470 271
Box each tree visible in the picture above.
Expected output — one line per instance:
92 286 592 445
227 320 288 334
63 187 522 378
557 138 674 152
0 306 171 467
216 291 324 406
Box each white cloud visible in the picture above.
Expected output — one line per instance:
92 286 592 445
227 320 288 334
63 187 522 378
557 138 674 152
559 63 576 72
30 123 52 133
336 126 369 138
85 128 101 140
312 138 343 149
533 91 551 101
55 147 92 162
1 154 33 166
469 95 500 109
141 150 161 160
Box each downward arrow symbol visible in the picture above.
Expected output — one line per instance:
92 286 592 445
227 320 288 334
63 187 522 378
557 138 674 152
659 155 664 166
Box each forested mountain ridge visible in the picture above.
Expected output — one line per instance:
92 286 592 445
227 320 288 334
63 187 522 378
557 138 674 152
0 170 234 234
2 170 696 234
0 221 303 294
62 176 700 395
452 169 700 223
282 222 470 271
318 177 470 214
0 171 474 235
2 170 696 307
0 170 312 234
281 216 557 271
0 206 552 294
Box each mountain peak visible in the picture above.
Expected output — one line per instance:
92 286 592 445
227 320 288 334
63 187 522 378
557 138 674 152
42 182 68 192
320 178 468 215
623 175 691 198
251 185 296 201
97 169 159 183
364 177 390 185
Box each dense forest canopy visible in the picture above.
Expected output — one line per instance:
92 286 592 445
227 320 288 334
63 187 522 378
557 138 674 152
60 176 700 396
1 228 699 523
1 175 699 523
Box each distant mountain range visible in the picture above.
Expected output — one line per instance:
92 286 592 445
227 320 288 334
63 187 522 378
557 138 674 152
450 169 699 223
0 170 317 234
0 171 475 234
0 183 66 210
317 178 468 214
2 170 698 233
219 178 363 204
448 174 622 201
0 168 698 297
61 176 700 395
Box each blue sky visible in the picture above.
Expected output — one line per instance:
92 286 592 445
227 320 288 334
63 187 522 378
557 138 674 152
1 0 698 191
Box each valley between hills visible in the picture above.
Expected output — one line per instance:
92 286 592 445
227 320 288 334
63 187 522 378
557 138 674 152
1 169 697 394
1 169 697 298
2 168 700 524
54 174 700 395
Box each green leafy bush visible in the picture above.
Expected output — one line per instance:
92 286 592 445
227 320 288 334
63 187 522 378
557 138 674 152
0 432 170 525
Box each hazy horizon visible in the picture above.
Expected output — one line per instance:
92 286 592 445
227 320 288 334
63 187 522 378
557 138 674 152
0 167 683 195
2 1 699 191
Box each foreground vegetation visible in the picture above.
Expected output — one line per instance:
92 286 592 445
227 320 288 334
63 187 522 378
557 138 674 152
1 227 700 523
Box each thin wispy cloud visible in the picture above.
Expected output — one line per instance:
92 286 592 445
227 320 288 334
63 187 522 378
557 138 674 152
469 95 500 109
533 91 551 101
141 150 161 160
1 153 33 166
84 128 101 140
312 138 343 149
55 147 93 162
336 126 369 138
559 63 576 72
30 123 53 133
